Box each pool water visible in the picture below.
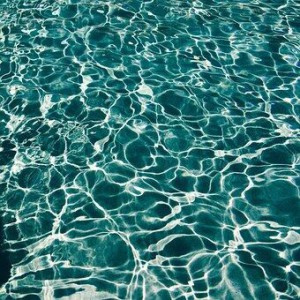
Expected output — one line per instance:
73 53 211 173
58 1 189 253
0 0 300 299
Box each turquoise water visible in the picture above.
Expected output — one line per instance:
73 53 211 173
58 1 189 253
0 0 300 299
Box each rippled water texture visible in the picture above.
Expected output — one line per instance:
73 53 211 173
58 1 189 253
0 0 300 299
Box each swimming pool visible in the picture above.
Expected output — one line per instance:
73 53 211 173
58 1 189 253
0 0 299 299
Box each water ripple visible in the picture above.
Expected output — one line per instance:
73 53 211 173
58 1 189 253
0 0 299 299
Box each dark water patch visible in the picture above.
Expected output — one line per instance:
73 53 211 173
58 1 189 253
0 212 11 287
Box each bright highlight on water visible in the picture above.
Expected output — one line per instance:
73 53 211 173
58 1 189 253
0 0 299 299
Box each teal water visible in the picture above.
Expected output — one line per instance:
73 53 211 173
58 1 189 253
0 0 300 299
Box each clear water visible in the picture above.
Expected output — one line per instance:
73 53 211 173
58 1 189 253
0 0 300 299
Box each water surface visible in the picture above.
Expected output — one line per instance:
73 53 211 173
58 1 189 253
0 0 300 299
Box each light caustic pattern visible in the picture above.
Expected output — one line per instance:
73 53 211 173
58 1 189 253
0 0 300 299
